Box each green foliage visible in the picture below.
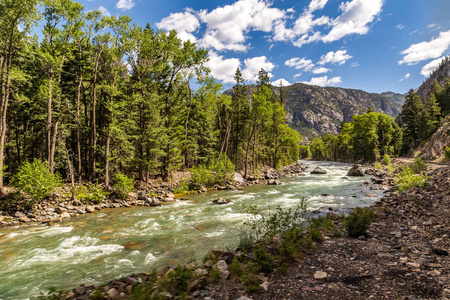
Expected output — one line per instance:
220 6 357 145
238 231 254 252
209 268 219 282
173 180 189 194
253 245 274 273
309 112 401 162
374 162 382 170
242 200 308 240
298 145 311 159
445 146 450 160
12 159 62 205
229 258 244 278
112 172 135 199
344 207 374 237
190 155 235 187
73 184 108 205
168 266 194 294
382 154 391 165
395 167 429 192
408 157 426 174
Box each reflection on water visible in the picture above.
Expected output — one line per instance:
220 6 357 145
0 160 383 299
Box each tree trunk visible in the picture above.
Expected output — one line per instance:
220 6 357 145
76 74 82 181
244 123 255 179
46 69 53 166
90 48 103 181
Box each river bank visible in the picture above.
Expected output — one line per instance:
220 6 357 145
0 163 308 228
61 160 450 299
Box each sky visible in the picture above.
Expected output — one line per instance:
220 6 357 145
78 0 450 94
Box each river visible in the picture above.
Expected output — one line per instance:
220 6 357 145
0 160 383 299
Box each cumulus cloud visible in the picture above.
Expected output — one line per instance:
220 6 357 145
319 50 352 65
420 56 447 77
399 73 410 82
396 24 405 30
302 75 342 86
157 9 200 43
312 67 331 74
241 56 275 82
198 0 286 52
285 57 315 71
98 6 111 17
116 0 134 11
351 62 360 67
322 0 383 43
205 52 241 84
399 30 450 65
272 78 292 86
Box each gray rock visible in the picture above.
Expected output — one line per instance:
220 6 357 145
234 172 245 182
86 206 95 213
216 260 230 280
347 165 365 176
311 167 327 174
267 179 282 185
19 216 31 223
60 212 71 218
106 288 119 298
213 198 232 205
55 206 67 214
14 211 26 217
137 191 148 200
146 198 162 206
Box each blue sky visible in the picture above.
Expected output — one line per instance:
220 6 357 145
79 0 450 94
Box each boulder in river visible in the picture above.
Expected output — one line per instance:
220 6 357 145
311 167 327 174
267 179 282 185
213 198 232 205
347 165 365 176
137 191 148 201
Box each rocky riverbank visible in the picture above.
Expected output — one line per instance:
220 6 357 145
60 161 450 300
0 163 307 227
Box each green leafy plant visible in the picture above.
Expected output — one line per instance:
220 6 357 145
374 162 382 170
382 154 391 165
395 167 428 192
408 157 426 174
12 159 62 207
190 154 235 187
112 172 135 200
173 180 189 194
168 266 194 295
74 184 108 205
344 207 374 237
444 146 450 160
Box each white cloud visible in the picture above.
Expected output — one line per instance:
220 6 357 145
293 73 302 79
98 6 111 17
399 73 410 82
157 10 200 43
420 56 446 77
272 78 292 86
241 56 275 82
205 52 241 84
312 67 331 74
308 0 329 12
285 57 315 71
351 62 360 67
319 50 352 65
198 0 286 52
399 30 450 65
396 23 405 30
302 75 342 86
322 0 383 43
116 0 134 11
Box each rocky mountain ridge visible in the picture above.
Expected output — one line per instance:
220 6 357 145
417 56 450 102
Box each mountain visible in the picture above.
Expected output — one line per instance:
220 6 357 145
417 56 450 101
413 115 450 160
279 83 403 138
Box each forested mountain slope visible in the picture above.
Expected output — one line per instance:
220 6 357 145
279 83 403 137
417 56 450 102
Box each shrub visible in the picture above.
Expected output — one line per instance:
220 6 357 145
395 167 428 192
243 200 308 240
168 266 194 294
374 162 382 170
344 207 374 237
74 184 108 205
12 159 62 206
445 146 450 160
408 157 426 174
253 245 274 273
382 154 391 165
173 180 189 194
112 172 134 199
190 154 235 187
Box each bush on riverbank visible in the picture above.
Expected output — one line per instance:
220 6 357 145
445 146 450 160
11 159 62 208
190 155 235 188
112 173 135 200
395 168 429 192
344 207 374 237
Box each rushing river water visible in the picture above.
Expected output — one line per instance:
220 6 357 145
0 160 384 299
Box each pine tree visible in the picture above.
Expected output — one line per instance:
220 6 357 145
401 89 424 152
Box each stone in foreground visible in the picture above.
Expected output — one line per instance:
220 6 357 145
311 167 327 174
